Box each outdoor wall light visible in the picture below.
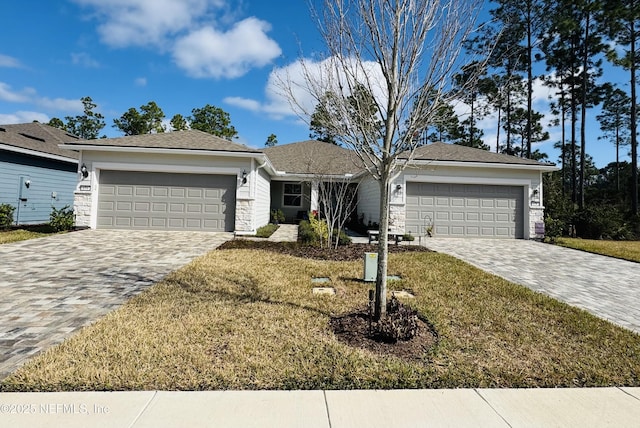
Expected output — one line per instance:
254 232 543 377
396 184 402 190
241 169 248 184
80 163 89 179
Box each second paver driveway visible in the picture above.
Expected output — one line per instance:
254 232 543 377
0 229 230 379
423 238 640 334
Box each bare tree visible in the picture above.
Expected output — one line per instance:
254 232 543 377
278 0 484 319
316 177 359 249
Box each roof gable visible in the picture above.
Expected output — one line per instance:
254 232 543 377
62 129 259 153
263 140 364 176
0 122 80 161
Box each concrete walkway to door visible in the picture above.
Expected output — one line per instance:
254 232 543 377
0 230 230 379
421 238 640 334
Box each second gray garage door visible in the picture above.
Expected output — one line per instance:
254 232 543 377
97 170 236 231
405 182 524 238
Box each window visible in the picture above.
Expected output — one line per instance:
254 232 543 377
283 183 302 207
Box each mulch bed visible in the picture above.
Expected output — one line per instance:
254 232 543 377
219 239 432 261
330 309 438 362
219 239 437 360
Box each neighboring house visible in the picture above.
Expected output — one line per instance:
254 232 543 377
60 132 556 239
59 130 275 234
263 140 363 222
0 123 79 225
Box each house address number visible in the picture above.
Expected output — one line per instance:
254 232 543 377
79 185 91 191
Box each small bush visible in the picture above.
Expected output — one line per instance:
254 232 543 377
544 216 565 243
255 223 279 238
402 233 415 242
298 220 319 245
270 209 285 224
335 229 352 246
0 204 15 229
373 297 419 343
49 205 74 232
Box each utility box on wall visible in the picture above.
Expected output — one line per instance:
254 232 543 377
363 252 378 282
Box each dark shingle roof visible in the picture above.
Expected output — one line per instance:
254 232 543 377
62 129 260 153
0 122 80 160
405 142 554 166
263 140 364 175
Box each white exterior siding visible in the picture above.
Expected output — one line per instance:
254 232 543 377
357 176 380 227
254 166 271 229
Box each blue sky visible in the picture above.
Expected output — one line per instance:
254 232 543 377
0 0 631 168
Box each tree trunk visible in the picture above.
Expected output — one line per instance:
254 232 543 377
579 12 590 210
374 173 391 321
631 14 639 215
526 0 533 159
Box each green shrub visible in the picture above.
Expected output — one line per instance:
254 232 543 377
335 228 352 246
49 205 74 232
0 204 15 229
298 220 319 245
544 216 565 243
402 233 415 242
256 223 279 238
270 209 285 224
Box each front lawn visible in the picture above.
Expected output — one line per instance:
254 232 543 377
2 244 639 391
555 237 640 263
0 229 51 244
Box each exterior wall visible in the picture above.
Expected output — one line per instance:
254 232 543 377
78 150 253 233
270 180 311 222
356 176 380 228
0 151 77 225
254 166 271 229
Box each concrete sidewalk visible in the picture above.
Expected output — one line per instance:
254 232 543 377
1 388 639 427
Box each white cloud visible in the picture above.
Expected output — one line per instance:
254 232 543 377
224 96 261 112
0 111 50 124
0 81 82 115
0 54 21 68
72 0 211 48
135 77 148 86
72 0 281 79
71 52 100 68
227 55 386 121
0 83 32 103
172 18 282 79
37 97 83 112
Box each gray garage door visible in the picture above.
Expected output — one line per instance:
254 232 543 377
405 182 524 238
97 170 236 231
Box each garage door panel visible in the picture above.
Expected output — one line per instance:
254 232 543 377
133 217 150 227
98 170 236 231
153 187 169 197
117 187 133 196
406 182 523 239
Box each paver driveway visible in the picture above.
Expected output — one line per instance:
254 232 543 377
423 238 640 334
0 229 230 379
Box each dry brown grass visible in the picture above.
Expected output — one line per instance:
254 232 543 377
3 248 640 391
0 229 49 244
555 238 640 263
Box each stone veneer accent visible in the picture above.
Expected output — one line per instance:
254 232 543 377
529 205 545 240
389 203 406 234
235 199 254 233
74 192 92 228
